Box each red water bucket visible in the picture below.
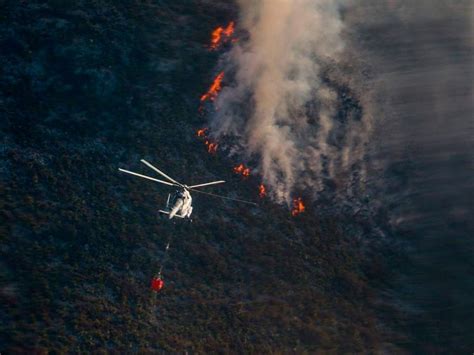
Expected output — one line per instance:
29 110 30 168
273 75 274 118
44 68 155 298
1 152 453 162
151 277 164 292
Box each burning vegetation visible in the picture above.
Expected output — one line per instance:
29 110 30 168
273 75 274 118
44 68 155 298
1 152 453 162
209 22 235 50
233 164 250 177
197 22 304 216
200 71 224 102
205 140 218 154
196 128 218 154
196 128 208 137
291 197 305 216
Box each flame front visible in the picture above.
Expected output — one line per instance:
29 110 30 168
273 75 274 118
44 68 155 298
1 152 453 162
200 72 224 102
259 184 266 198
223 22 234 37
210 22 235 50
210 27 223 50
196 128 208 137
196 127 218 154
205 140 218 154
233 164 250 177
291 197 305 216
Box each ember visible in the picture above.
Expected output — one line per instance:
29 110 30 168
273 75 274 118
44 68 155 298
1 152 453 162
291 197 305 216
259 184 266 198
210 22 235 50
233 164 250 177
200 72 224 102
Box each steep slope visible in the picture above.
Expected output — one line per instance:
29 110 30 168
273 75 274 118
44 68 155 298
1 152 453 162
1 1 391 352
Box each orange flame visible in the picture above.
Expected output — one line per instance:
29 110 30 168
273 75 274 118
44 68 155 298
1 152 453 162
210 22 235 50
233 164 250 177
196 128 208 137
223 21 235 37
259 184 266 198
291 197 305 216
205 140 218 154
200 72 224 102
210 27 223 49
196 128 218 154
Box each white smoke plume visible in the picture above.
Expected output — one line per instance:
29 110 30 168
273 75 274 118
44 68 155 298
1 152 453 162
209 0 370 203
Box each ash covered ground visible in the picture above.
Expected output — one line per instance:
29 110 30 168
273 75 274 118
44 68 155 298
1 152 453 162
1 0 472 353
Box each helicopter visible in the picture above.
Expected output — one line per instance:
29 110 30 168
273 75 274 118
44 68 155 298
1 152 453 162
119 159 257 219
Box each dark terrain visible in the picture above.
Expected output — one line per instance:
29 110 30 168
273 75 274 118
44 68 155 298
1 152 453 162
0 1 392 352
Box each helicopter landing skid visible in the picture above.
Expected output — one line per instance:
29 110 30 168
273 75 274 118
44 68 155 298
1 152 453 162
158 210 186 218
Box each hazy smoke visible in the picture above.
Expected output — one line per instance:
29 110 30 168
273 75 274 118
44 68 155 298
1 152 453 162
342 1 474 350
210 0 370 203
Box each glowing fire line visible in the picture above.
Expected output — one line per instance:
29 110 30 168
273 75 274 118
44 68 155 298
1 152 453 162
196 128 208 137
200 72 224 102
206 140 218 154
196 128 218 154
291 197 305 216
198 21 307 213
233 164 250 177
210 22 235 50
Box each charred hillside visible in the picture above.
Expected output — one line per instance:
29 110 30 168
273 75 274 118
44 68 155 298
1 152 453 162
1 1 394 352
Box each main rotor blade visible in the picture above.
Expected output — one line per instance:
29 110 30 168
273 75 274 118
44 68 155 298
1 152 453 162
188 180 226 189
189 188 258 206
140 159 184 187
118 168 177 187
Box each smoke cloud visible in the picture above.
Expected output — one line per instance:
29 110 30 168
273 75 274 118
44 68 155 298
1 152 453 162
208 0 473 349
209 0 371 203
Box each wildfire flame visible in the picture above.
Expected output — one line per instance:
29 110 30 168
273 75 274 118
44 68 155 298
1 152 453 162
233 164 250 177
259 184 266 198
210 22 235 50
196 128 208 137
200 72 224 102
196 127 218 154
223 22 234 37
205 140 218 154
291 197 305 216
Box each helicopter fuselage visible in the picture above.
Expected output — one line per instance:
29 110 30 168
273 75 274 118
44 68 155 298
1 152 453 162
166 189 193 219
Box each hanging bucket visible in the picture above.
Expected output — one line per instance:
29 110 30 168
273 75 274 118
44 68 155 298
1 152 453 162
151 276 164 292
